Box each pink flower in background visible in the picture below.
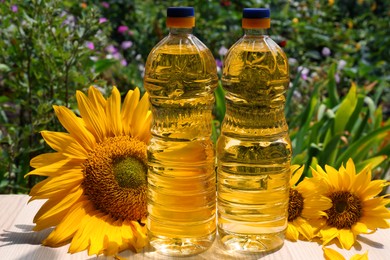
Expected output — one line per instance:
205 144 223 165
11 5 18 12
117 25 129 34
216 59 223 69
101 2 110 8
338 60 347 70
298 66 309 80
121 41 133 50
86 42 95 50
121 59 128 66
218 46 228 56
99 17 108 24
105 45 118 54
321 47 331 57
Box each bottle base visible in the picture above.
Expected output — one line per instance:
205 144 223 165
148 231 216 257
218 227 285 253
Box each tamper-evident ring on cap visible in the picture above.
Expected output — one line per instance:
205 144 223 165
167 7 195 28
242 8 271 29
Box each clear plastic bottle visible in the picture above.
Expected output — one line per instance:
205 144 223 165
144 7 218 256
216 8 292 253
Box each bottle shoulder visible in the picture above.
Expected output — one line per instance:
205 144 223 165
147 33 210 55
226 35 284 56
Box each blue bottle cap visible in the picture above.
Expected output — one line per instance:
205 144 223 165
167 7 195 17
243 8 270 19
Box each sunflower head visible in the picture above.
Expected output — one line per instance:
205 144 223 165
286 165 332 241
26 86 152 256
311 158 390 249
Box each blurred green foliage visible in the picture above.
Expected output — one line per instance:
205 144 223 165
0 0 389 193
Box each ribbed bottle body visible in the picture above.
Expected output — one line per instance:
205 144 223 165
217 35 292 252
144 33 218 256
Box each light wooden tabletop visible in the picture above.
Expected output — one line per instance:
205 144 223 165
0 195 389 259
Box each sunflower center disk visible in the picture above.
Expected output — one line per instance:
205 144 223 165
113 157 147 189
288 188 304 221
82 136 148 220
326 191 362 229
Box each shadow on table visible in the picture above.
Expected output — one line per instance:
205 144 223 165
357 235 384 249
0 224 52 247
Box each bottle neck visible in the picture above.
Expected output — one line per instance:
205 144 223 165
169 27 193 35
243 28 268 36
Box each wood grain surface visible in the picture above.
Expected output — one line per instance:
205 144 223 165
0 195 389 259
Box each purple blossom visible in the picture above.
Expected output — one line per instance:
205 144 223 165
11 5 18 13
121 59 128 66
321 47 331 57
86 42 95 50
335 73 340 84
112 52 122 60
338 60 347 71
99 17 108 24
216 59 223 69
121 41 133 50
105 45 118 54
218 46 228 56
117 25 129 34
288 58 298 66
101 2 109 8
298 66 309 80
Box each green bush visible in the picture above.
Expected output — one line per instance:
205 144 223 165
0 0 389 193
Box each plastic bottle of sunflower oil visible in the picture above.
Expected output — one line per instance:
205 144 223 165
217 8 292 253
144 7 218 256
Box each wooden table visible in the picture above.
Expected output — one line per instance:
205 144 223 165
1 195 389 259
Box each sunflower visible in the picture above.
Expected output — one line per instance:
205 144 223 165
311 158 390 250
286 165 332 241
322 247 368 260
26 86 151 256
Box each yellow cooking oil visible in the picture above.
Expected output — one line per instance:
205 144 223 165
143 7 218 256
217 8 292 253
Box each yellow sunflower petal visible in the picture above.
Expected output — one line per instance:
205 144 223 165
34 189 82 230
43 199 91 247
69 211 99 253
121 219 136 245
360 179 387 198
88 214 109 256
338 229 356 250
345 158 356 175
350 251 369 260
323 247 345 260
76 90 107 142
106 86 123 137
41 131 88 159
294 217 315 240
122 88 140 136
53 105 96 151
88 86 107 110
33 187 83 226
325 164 341 190
27 158 83 177
131 92 150 139
137 110 152 143
352 222 368 235
30 153 68 168
104 219 123 256
29 171 83 198
320 227 339 246
130 221 148 252
290 165 304 186
353 165 372 195
285 222 300 241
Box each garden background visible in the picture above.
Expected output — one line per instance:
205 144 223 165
0 0 389 194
